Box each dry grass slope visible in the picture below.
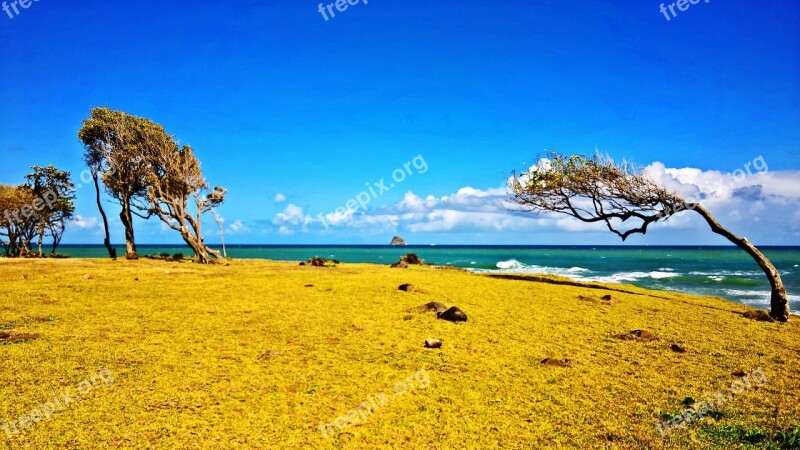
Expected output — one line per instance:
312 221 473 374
0 258 798 449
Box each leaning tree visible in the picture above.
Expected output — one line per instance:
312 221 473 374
507 152 790 321
78 107 152 260
134 119 227 264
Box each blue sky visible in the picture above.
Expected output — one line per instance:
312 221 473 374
1 0 799 245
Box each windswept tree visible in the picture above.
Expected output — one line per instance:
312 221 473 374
79 107 227 264
125 116 226 263
24 165 75 256
78 107 152 260
508 152 790 321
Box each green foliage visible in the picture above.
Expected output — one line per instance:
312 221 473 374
77 107 155 204
775 427 800 449
743 428 768 443
702 425 798 448
0 165 74 257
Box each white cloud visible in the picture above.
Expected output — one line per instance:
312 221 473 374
264 162 799 241
274 204 311 225
272 204 317 233
226 219 249 235
274 193 287 203
69 215 99 230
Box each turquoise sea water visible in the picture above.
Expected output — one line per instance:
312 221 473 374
53 245 799 315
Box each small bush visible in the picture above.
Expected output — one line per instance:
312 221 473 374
743 429 767 444
775 427 800 449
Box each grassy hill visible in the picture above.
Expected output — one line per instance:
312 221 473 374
1 258 798 449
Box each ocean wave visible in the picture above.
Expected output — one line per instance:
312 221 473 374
724 289 800 305
496 259 524 270
689 270 761 277
480 261 799 310
690 269 792 277
488 260 678 283
489 260 591 278
581 271 681 283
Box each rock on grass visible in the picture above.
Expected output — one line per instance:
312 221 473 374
424 338 442 349
437 306 467 322
670 343 687 353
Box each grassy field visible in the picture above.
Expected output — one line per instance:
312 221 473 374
0 258 798 449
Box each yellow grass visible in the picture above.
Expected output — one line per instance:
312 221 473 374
0 258 798 449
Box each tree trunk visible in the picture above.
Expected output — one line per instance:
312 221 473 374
50 222 64 255
693 204 790 321
37 231 43 257
179 227 220 264
93 172 117 260
5 231 17 257
120 197 138 260
212 212 227 258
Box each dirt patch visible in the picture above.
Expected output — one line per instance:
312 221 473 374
540 358 576 368
578 295 619 305
743 310 775 322
0 332 39 344
615 330 659 342
411 302 448 314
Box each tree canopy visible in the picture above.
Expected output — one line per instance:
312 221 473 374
78 107 227 264
508 152 790 321
0 165 75 257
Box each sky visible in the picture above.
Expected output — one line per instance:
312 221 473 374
1 0 799 246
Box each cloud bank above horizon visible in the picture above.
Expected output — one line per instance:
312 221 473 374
65 159 798 246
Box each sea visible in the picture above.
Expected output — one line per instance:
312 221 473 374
55 245 799 315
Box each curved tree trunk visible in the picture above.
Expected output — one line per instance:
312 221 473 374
93 172 117 260
694 204 789 321
179 227 220 264
120 198 138 260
